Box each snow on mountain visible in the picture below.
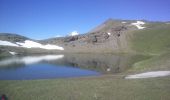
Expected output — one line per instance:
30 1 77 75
69 31 79 36
0 40 19 47
16 40 64 50
107 32 111 35
16 40 42 48
122 21 127 23
0 40 64 50
131 21 145 29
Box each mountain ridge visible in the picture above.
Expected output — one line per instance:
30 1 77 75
0 19 170 55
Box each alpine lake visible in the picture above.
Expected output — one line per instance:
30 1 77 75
0 53 148 80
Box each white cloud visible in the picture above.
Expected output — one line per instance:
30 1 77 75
69 31 79 36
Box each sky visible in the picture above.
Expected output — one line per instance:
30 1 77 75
0 0 170 39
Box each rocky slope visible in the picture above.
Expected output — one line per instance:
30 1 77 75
40 19 148 53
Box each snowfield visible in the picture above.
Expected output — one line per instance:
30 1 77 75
16 40 64 50
131 21 146 29
125 71 170 79
0 40 19 47
0 40 64 50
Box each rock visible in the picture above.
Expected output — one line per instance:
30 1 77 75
112 26 127 32
87 35 97 43
64 36 78 42
103 32 109 39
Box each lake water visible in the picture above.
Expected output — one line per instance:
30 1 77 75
0 54 148 80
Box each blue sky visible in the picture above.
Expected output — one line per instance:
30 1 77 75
0 0 170 39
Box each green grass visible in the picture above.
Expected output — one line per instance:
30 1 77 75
126 24 170 73
128 53 170 73
0 76 170 100
131 25 170 55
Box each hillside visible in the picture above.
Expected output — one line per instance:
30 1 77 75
40 19 170 54
40 19 144 53
0 33 29 42
130 23 170 55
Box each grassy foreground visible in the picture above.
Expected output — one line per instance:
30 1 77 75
0 76 170 100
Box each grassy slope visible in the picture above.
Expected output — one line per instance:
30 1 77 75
128 23 170 72
128 53 170 73
0 77 170 100
131 24 170 55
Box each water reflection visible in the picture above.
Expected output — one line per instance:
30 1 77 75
0 54 148 73
58 54 147 73
0 54 149 80
0 55 64 66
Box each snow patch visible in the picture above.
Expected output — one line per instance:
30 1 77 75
69 31 79 36
107 68 111 72
42 44 64 50
16 40 64 50
0 40 64 50
0 40 19 47
131 21 146 29
0 55 64 66
107 32 111 35
9 51 17 55
125 71 170 79
122 22 127 23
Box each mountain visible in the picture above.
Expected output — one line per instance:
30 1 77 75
0 33 64 56
40 19 151 53
0 19 170 56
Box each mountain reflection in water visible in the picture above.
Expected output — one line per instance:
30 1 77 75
0 54 148 80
